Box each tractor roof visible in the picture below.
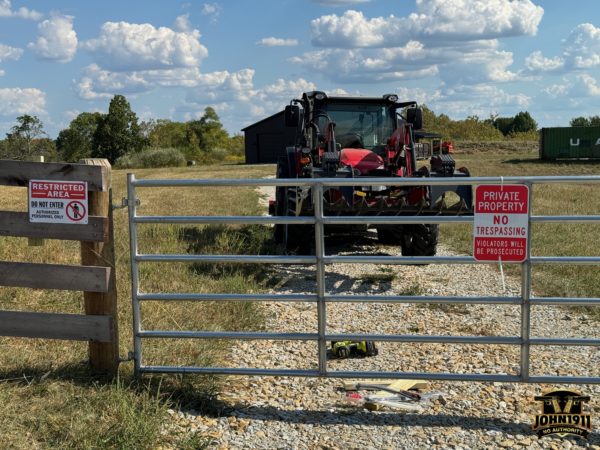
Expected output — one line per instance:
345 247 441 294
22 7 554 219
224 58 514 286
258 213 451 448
302 91 416 108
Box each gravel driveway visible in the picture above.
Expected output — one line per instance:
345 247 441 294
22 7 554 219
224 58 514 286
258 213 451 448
165 186 600 449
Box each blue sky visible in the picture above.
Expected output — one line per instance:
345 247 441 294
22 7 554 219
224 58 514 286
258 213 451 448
1 0 600 138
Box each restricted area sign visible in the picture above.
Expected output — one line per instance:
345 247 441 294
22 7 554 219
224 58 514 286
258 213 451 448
473 184 529 262
29 180 88 224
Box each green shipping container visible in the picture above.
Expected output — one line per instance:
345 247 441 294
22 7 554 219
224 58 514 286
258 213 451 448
540 127 600 160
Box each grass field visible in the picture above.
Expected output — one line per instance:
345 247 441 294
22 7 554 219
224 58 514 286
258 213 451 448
0 164 274 449
0 146 599 448
446 142 600 308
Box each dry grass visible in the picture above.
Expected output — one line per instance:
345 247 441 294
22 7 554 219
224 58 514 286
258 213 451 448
0 163 274 449
1 149 599 446
441 144 600 319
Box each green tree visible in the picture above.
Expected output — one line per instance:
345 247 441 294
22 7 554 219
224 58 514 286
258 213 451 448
570 116 591 127
92 95 145 163
570 115 600 127
56 112 104 162
492 117 514 135
188 107 230 153
491 111 537 136
511 111 537 133
146 119 189 149
5 115 47 160
227 133 245 157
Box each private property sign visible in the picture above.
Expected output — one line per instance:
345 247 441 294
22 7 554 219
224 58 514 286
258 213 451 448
29 180 88 224
473 185 529 262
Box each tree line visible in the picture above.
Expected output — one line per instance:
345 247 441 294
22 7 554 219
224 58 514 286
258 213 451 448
570 115 600 127
0 94 244 165
420 106 539 141
2 94 599 165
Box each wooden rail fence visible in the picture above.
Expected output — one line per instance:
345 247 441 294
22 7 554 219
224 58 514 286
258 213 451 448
0 158 118 375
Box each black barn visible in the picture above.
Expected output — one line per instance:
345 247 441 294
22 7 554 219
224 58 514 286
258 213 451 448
242 111 297 164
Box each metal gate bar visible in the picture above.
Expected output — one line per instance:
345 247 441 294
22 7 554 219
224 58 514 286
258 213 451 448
127 174 600 383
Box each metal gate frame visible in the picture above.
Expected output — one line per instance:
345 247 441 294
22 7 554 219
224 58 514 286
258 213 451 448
127 174 600 383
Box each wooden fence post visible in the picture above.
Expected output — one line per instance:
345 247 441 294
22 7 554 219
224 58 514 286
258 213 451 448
28 155 45 247
80 158 119 375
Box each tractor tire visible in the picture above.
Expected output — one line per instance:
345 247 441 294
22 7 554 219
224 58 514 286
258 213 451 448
274 158 288 244
376 225 403 245
283 186 312 254
274 185 286 244
401 224 439 257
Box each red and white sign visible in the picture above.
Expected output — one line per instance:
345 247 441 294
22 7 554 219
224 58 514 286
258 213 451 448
473 184 529 262
29 180 88 224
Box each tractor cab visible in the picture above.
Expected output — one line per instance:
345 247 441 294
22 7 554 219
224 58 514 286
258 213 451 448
285 91 422 178
276 90 472 255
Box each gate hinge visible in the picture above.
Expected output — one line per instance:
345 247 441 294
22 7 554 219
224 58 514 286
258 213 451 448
113 197 140 209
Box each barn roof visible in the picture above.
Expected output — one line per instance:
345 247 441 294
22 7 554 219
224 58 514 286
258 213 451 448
241 110 284 132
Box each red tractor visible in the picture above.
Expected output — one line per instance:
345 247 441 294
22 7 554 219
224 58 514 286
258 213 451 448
273 91 472 254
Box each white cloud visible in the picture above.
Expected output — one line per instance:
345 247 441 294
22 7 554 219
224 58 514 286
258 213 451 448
186 69 256 103
0 0 42 20
310 1 543 48
562 23 600 69
0 88 45 116
0 43 22 76
543 83 570 98
75 64 218 100
311 11 391 48
201 3 221 22
28 14 78 63
524 50 564 72
413 0 543 40
75 64 151 100
81 21 208 72
297 1 543 87
182 76 317 127
575 74 600 96
429 85 530 118
290 48 437 83
544 74 600 99
292 40 513 85
0 42 22 61
173 14 192 33
257 37 299 47
258 78 316 101
439 49 517 85
525 23 600 74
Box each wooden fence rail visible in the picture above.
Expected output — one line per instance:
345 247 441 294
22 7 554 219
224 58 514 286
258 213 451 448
0 158 118 375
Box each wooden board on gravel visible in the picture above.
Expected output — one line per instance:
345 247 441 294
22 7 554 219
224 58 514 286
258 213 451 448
343 379 428 392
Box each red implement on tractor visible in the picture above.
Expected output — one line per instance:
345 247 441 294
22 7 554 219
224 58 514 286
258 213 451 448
272 91 472 254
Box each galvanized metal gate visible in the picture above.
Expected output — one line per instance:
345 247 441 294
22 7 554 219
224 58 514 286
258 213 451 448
127 174 600 383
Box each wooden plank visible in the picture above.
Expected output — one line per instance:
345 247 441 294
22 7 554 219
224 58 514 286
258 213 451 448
0 261 110 292
0 211 108 242
0 160 107 191
0 310 113 342
343 379 428 392
80 158 119 375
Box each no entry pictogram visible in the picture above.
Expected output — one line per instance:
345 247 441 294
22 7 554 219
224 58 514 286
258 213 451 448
66 201 87 222
473 184 529 262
